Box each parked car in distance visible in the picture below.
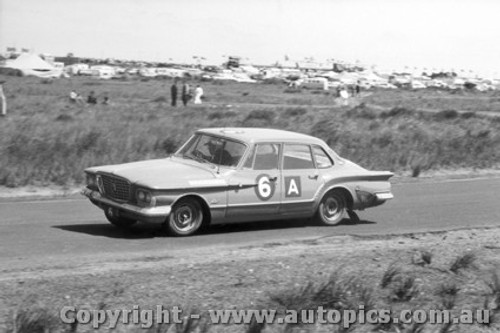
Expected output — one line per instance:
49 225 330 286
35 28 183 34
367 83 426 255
82 128 394 236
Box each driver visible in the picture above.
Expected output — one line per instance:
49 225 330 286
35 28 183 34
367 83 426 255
206 140 233 166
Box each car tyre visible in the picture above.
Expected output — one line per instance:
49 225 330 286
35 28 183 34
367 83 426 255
317 190 346 225
105 208 137 228
166 198 204 236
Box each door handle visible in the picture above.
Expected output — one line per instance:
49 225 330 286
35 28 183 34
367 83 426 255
269 176 278 182
308 174 318 180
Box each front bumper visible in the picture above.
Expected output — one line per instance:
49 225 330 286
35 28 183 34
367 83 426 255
81 188 171 224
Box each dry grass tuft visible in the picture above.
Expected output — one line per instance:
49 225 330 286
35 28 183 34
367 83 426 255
450 252 477 273
381 263 401 288
6 306 58 333
390 275 420 302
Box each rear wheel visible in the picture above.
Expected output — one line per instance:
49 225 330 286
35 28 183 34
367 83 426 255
165 198 204 236
317 190 346 225
104 207 137 228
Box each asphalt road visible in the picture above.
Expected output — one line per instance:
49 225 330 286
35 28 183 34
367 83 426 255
1 178 499 274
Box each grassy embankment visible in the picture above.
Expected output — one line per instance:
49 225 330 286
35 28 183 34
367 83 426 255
0 75 499 187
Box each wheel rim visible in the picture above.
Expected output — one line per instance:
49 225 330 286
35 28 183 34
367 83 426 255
321 195 344 223
173 204 199 232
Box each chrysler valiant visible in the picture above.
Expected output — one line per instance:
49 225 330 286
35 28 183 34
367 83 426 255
82 128 394 236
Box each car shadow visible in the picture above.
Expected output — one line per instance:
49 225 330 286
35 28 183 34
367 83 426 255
203 218 309 235
203 217 376 235
53 224 163 239
53 218 376 239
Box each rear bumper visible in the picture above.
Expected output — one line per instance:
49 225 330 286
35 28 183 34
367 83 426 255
355 189 394 209
81 188 171 224
375 192 394 201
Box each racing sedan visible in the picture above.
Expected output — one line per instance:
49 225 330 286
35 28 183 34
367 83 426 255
82 128 394 236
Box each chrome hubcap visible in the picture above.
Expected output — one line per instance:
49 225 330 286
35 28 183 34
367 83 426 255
174 205 196 231
323 196 343 221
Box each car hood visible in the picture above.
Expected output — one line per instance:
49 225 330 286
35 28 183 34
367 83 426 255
85 157 225 190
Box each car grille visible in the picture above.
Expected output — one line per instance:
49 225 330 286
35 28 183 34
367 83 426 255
100 175 131 202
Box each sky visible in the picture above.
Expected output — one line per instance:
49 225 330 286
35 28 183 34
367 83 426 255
1 0 500 77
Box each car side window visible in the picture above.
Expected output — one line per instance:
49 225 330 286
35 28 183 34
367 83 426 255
312 145 334 168
250 144 280 170
283 144 314 170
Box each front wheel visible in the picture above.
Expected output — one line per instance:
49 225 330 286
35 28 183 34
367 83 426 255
165 198 204 236
104 207 137 228
316 191 346 225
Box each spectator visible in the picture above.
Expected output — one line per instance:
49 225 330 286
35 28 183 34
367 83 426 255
349 85 356 96
69 90 84 104
170 80 178 107
194 85 204 104
355 81 361 95
0 80 7 117
87 91 97 104
181 80 190 106
340 86 349 106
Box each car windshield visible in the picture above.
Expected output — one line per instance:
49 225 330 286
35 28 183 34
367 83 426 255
175 133 247 168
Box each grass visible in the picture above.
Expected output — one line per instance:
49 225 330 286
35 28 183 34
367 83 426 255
381 263 401 288
5 303 59 333
0 75 499 188
450 253 477 274
437 281 460 310
7 261 499 333
412 250 433 266
485 270 500 305
269 273 347 311
389 275 420 302
4 229 500 333
364 88 500 113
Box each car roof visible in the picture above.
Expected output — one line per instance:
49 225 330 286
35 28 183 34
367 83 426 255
197 127 326 145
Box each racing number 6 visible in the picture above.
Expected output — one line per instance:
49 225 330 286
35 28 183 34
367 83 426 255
255 174 276 201
258 176 271 198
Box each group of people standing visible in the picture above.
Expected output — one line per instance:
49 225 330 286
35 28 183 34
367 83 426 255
170 79 203 107
69 90 109 105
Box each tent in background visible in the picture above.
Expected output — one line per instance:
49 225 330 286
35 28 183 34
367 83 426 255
2 53 62 78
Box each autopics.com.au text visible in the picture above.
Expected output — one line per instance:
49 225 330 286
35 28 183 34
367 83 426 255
60 305 490 329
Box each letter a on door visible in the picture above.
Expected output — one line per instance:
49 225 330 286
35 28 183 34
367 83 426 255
285 176 301 198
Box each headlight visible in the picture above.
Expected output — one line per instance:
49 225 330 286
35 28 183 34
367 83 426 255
86 173 97 188
137 191 145 201
136 189 153 205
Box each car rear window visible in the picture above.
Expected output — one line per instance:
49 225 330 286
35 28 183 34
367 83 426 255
312 145 334 168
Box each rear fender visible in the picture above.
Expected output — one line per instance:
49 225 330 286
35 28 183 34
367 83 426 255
314 185 355 212
316 176 392 211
